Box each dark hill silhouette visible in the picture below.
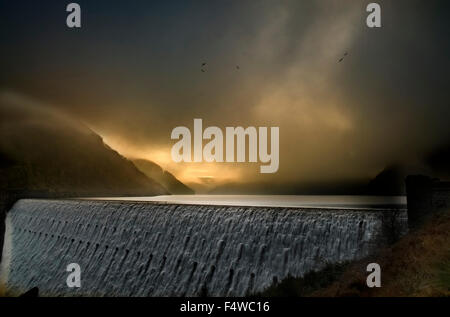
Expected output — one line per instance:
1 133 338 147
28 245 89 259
425 142 450 179
0 95 167 196
366 162 433 196
132 159 194 195
367 165 407 195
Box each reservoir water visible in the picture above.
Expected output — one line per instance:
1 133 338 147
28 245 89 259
90 195 407 209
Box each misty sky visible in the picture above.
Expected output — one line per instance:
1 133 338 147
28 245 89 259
1 0 449 189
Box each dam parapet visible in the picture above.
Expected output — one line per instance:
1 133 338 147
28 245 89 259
1 199 407 296
0 189 57 263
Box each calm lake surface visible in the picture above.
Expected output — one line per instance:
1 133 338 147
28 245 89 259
91 195 407 209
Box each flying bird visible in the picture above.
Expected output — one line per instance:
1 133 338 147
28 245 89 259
338 52 348 63
201 62 207 72
236 65 240 70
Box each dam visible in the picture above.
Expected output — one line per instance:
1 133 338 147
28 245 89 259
0 198 408 296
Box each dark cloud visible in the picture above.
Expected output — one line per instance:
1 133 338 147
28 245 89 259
1 0 449 187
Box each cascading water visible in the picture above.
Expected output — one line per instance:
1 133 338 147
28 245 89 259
0 199 407 296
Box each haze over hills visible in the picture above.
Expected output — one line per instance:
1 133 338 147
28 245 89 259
132 159 194 195
2 93 450 197
0 94 168 196
208 158 447 196
365 147 450 196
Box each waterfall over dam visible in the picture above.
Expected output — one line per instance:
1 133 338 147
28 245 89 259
0 199 408 296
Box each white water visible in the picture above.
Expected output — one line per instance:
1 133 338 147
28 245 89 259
1 198 407 296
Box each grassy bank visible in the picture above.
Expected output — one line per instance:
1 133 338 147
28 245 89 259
260 210 450 297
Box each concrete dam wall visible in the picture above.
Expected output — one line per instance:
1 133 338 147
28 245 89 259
0 199 408 296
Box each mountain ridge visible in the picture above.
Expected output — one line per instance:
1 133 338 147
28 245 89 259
0 94 168 196
132 159 194 195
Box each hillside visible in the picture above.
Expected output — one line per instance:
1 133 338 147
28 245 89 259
366 165 408 195
132 159 194 195
260 210 450 297
425 142 450 179
0 95 168 196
